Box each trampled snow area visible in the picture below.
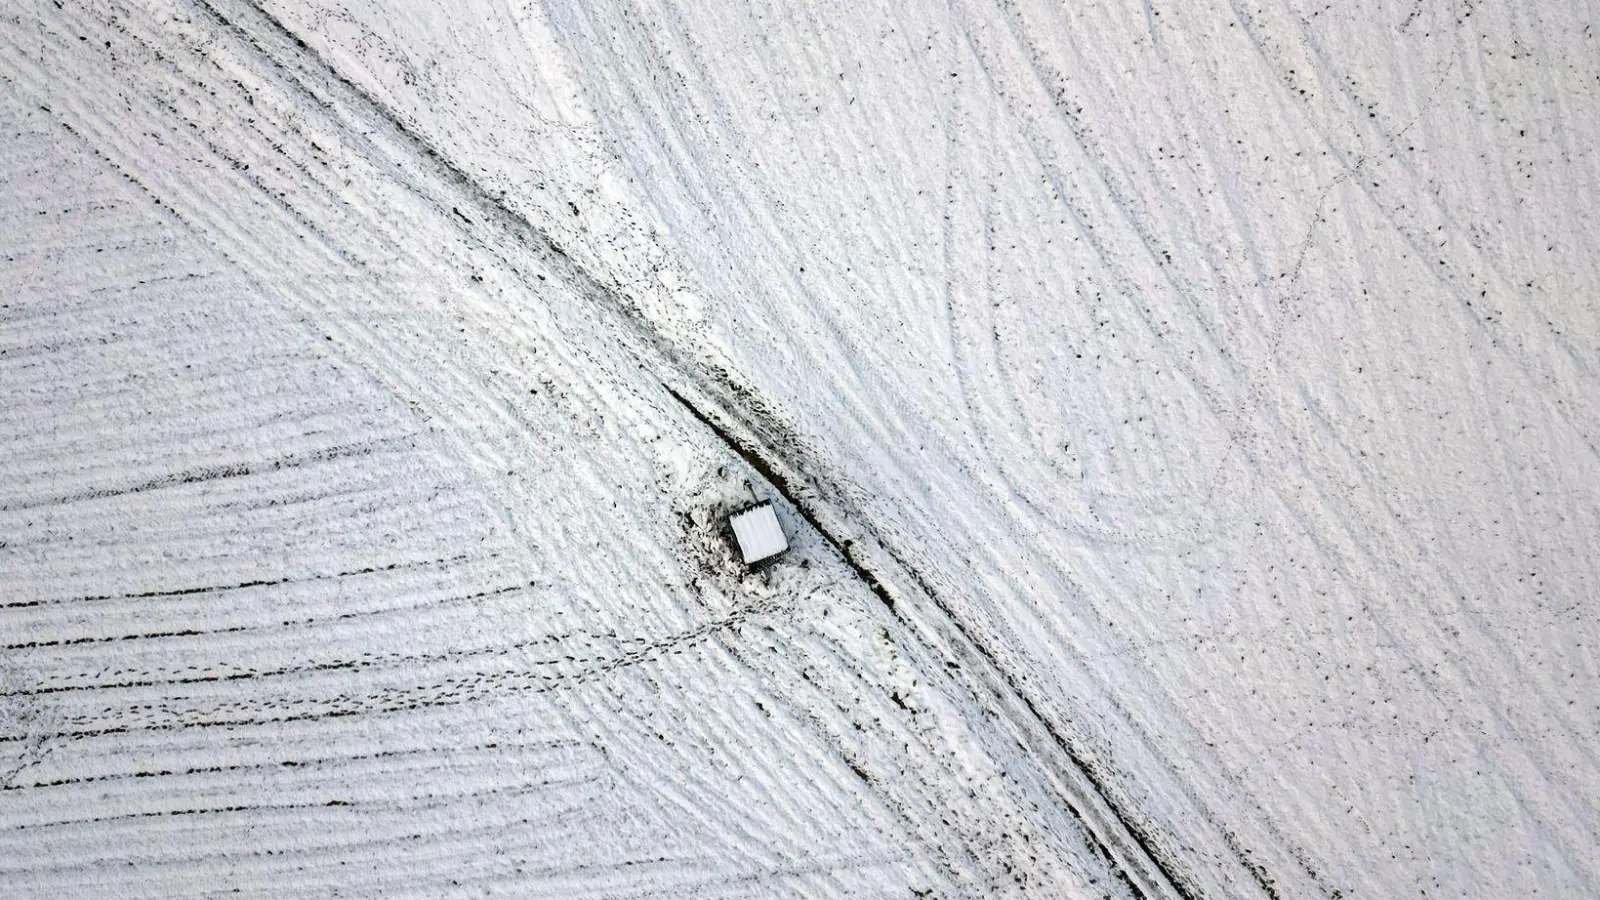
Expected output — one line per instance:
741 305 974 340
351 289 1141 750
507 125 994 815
2 0 1597 897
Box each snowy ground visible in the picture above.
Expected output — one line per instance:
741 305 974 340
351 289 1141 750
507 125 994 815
3 1 1598 897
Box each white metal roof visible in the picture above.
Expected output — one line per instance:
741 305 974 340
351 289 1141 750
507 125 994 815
729 502 787 565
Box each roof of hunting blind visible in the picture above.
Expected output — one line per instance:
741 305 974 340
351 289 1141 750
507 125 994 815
729 501 788 565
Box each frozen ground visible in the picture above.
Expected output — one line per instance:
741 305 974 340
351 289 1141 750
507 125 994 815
2 0 1598 897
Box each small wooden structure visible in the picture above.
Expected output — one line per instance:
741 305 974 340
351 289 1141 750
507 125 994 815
728 500 788 566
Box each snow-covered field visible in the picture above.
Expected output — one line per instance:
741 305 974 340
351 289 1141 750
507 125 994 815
3 0 1597 897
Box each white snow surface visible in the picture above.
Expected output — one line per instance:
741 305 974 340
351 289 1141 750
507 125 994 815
3 0 1598 898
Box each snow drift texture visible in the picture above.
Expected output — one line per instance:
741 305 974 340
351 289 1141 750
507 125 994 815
2 0 1597 898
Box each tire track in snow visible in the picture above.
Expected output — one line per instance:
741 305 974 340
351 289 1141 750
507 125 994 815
3 554 469 610
2 582 533 652
3 588 795 701
0 436 415 512
1192 6 1600 863
1 0 1348 894
169 0 1204 896
4 28 872 893
2 7 974 894
929 5 1322 896
951 3 1600 893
